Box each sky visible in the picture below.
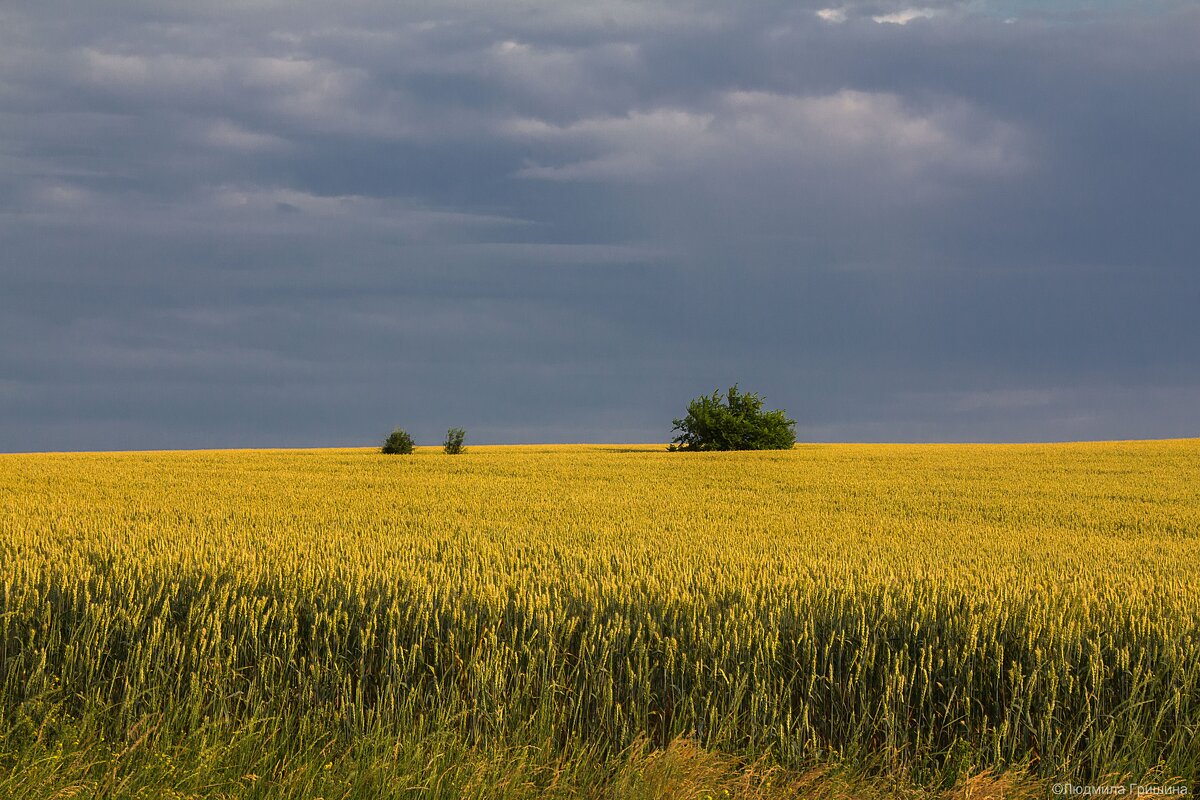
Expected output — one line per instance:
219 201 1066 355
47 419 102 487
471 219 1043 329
1 0 1198 450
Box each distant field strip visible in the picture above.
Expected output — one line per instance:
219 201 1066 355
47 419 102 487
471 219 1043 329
1 441 1198 789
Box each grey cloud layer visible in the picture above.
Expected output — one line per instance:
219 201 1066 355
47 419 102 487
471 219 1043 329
1 0 1197 450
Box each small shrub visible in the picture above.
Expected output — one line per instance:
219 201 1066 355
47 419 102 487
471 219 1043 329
443 427 467 455
381 428 415 455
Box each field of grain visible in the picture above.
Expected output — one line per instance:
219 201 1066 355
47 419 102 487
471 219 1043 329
1 442 1198 798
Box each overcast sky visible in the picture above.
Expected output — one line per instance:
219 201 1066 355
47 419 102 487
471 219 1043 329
1 0 1197 450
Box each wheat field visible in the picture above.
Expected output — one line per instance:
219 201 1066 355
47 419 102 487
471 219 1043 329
1 441 1198 798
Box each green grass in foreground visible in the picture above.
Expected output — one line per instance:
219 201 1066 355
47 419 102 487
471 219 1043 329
3 715 1051 799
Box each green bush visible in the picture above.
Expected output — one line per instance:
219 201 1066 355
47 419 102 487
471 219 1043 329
670 385 796 451
443 427 467 455
381 428 415 455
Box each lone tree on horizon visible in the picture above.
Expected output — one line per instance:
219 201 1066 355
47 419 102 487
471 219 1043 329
443 427 466 455
669 385 796 451
381 428 415 455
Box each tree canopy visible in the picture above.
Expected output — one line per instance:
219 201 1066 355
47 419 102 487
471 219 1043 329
670 385 796 451
381 428 415 455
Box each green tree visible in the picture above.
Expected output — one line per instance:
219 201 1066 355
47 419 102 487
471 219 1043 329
443 427 467 455
381 428 415 455
670 385 796 451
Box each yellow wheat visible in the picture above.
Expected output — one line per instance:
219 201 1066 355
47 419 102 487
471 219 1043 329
1 441 1197 781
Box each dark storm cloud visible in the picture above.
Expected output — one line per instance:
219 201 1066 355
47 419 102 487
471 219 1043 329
1 0 1197 450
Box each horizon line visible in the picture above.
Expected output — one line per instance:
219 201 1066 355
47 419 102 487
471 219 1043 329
2 437 1198 456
